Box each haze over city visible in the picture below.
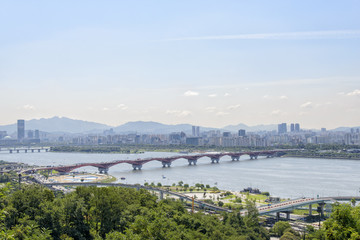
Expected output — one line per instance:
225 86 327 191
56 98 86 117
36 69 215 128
1 1 360 129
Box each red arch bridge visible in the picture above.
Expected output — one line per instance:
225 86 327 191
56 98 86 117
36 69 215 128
29 150 290 174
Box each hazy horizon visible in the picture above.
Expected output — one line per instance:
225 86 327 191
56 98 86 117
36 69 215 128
1 1 359 129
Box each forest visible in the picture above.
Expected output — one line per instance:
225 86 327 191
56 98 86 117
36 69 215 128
1 183 360 239
0 184 269 240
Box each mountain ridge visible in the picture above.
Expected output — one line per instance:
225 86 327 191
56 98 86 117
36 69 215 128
0 116 358 135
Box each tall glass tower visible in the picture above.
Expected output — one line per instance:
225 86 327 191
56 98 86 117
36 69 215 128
17 119 25 141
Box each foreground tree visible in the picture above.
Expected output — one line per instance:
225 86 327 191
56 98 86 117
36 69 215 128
308 202 360 239
0 184 270 239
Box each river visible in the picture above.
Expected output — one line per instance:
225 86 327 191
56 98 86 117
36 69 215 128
1 151 359 199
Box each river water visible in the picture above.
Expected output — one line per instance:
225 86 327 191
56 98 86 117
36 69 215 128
1 151 359 199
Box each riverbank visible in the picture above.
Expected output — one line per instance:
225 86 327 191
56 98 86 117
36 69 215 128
285 154 360 160
48 173 116 183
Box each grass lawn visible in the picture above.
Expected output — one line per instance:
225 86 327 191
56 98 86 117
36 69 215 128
246 194 268 203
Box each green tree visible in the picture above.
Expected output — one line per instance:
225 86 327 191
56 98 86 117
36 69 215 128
351 198 356 207
272 221 291 237
280 231 300 240
309 203 360 240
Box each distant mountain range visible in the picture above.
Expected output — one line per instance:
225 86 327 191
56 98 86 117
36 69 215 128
0 116 358 135
0 117 110 134
113 121 217 134
222 123 278 132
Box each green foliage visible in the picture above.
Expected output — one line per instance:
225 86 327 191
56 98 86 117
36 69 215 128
308 202 360 239
0 184 270 239
272 221 291 237
280 231 300 240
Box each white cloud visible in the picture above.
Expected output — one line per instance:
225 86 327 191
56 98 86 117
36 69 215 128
23 104 35 110
263 95 288 100
224 93 231 97
216 111 229 116
167 30 360 41
300 101 313 109
102 107 109 111
184 90 199 96
205 107 216 112
347 89 360 96
298 112 308 116
208 94 217 98
227 104 241 110
117 104 128 110
271 110 282 115
315 102 332 108
166 110 191 117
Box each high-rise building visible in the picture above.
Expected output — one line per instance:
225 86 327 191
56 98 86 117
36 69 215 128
278 123 287 134
290 123 295 132
238 129 246 136
17 120 25 141
192 126 200 136
27 130 34 139
35 129 40 139
223 132 231 137
295 123 300 132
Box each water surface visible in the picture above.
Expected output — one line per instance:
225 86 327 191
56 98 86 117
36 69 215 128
1 151 359 198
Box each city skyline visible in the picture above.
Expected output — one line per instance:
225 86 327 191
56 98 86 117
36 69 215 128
1 1 360 129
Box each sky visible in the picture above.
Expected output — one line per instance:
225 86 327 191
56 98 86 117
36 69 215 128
1 0 360 129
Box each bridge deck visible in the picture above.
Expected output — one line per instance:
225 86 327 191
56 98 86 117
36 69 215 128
31 150 291 173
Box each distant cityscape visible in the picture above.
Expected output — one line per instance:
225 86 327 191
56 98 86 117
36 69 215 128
0 119 359 147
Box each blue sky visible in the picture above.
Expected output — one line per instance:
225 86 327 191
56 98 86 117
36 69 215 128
1 1 360 129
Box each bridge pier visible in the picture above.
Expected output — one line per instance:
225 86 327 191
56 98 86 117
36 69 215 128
160 190 164 200
162 162 171 168
25 149 27 153
16 150 20 153
9 150 12 153
46 149 49 152
276 212 280 221
231 156 240 161
250 155 258 160
132 164 142 170
188 159 197 165
38 149 41 152
285 211 291 220
98 167 109 174
309 204 312 216
31 149 34 153
211 157 220 163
